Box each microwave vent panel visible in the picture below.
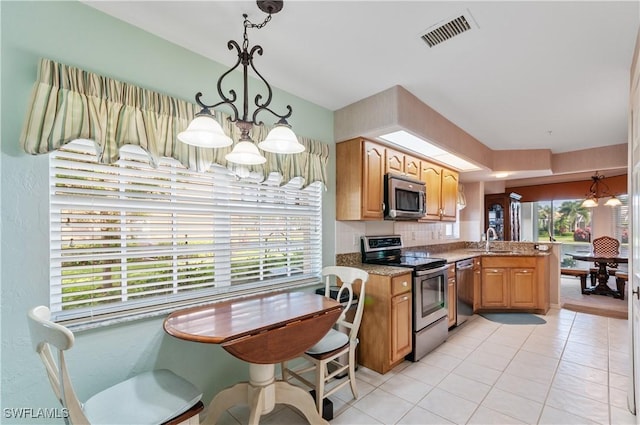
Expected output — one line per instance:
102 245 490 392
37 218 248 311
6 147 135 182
420 10 478 48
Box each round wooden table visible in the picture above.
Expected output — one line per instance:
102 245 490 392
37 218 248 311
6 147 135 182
569 252 628 299
164 291 342 425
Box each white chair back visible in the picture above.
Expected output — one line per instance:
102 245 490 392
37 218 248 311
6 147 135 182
321 266 368 342
27 305 89 424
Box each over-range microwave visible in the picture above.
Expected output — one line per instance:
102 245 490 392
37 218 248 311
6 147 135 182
384 173 426 220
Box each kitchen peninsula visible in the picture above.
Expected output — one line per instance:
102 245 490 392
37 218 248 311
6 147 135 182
337 241 554 374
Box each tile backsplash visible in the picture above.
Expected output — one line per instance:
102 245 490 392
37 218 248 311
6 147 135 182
335 220 462 254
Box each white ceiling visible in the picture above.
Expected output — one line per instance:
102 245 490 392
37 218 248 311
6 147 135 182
84 1 639 178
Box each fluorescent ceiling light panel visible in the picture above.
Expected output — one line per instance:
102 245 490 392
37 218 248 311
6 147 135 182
378 130 481 171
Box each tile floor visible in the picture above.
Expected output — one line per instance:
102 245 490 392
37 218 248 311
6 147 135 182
219 308 635 424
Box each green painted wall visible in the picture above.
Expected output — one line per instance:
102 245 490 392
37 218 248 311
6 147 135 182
1 1 335 420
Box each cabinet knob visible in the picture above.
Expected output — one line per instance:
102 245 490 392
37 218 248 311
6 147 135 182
402 281 408 287
403 296 409 301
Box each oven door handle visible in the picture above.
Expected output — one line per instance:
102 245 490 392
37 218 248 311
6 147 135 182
414 264 449 276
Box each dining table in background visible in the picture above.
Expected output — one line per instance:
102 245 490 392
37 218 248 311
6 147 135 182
569 251 628 299
163 291 342 425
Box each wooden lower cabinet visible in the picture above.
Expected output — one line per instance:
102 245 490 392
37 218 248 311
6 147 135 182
477 256 549 314
447 264 456 327
357 272 412 374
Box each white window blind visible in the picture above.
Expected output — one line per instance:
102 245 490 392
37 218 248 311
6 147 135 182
50 140 322 323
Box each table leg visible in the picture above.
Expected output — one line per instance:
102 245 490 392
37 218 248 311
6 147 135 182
203 363 328 425
588 262 619 297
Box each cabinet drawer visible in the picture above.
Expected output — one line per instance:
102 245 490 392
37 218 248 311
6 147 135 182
391 274 412 296
482 256 536 268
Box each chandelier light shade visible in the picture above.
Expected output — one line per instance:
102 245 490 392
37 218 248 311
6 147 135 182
225 138 267 165
177 113 233 148
580 171 621 208
258 120 305 154
178 0 305 167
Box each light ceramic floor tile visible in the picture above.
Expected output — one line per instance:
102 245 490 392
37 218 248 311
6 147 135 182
465 349 513 371
610 371 630 391
510 349 559 372
436 373 491 403
219 309 634 425
330 405 383 425
452 360 502 386
396 405 454 425
433 340 475 359
494 372 551 403
400 361 449 386
332 377 376 404
467 406 526 424
420 352 463 372
351 388 414 424
417 387 479 424
474 340 519 359
611 405 637 425
611 386 630 409
520 334 566 358
503 361 556 386
551 371 608 402
481 387 544 424
378 372 434 404
544 387 610 424
556 360 609 386
538 405 600 425
352 366 395 387
565 339 609 358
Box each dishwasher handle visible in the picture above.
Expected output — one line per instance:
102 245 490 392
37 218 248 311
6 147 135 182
456 259 474 270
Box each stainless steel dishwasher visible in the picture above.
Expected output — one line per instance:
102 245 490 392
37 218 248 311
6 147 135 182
456 258 474 325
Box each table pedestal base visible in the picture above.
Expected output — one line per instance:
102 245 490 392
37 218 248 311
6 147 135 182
203 363 328 425
585 265 623 299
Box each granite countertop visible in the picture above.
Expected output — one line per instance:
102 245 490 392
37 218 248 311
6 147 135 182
337 243 552 277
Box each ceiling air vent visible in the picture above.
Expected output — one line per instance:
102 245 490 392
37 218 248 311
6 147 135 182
420 10 477 48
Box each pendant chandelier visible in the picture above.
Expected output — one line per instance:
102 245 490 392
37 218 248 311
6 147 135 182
177 0 305 166
581 171 622 208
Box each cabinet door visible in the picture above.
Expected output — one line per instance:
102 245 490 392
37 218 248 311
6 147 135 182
385 148 404 175
481 268 509 307
391 292 412 362
404 155 421 180
440 169 459 221
420 162 442 220
362 141 385 219
510 268 536 307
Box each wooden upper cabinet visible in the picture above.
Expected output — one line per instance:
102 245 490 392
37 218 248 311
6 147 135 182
386 148 421 180
336 138 385 220
440 169 459 221
363 141 385 219
420 162 442 220
420 162 458 221
404 155 421 179
337 137 457 222
385 148 404 175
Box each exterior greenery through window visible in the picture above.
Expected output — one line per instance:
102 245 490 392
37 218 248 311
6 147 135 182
523 196 628 267
50 140 322 323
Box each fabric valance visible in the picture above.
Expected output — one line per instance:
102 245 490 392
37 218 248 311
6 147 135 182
20 58 328 186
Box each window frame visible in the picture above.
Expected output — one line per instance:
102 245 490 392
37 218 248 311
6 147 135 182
49 140 323 326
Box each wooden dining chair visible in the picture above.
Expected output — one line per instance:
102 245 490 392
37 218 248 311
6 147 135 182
27 306 204 425
280 266 368 417
589 236 620 286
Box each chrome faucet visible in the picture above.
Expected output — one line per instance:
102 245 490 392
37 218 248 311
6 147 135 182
485 227 497 251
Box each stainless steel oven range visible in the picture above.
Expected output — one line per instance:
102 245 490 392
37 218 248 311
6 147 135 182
361 235 449 362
